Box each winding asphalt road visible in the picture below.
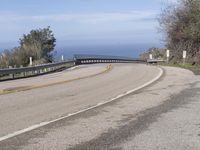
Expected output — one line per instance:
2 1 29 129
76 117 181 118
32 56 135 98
0 63 160 147
0 63 199 150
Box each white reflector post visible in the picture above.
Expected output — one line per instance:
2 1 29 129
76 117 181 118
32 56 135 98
166 50 170 58
29 57 33 66
166 50 170 63
149 54 153 60
183 51 187 65
183 51 187 59
61 55 64 61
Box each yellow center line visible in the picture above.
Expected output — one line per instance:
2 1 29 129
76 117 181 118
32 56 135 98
0 64 113 96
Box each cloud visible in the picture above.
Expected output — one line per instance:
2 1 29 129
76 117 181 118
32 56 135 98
160 0 178 4
167 0 178 3
0 10 157 24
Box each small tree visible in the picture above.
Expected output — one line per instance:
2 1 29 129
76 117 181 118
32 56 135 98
0 49 13 68
19 26 56 64
0 27 56 68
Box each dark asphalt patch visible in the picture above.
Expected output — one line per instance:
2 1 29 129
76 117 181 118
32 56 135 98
189 69 200 75
67 82 200 150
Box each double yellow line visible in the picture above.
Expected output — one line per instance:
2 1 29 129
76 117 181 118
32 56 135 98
0 64 113 96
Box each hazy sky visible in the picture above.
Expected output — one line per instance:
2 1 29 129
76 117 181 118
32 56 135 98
0 0 176 49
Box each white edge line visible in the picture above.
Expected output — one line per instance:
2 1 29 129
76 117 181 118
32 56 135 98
66 66 79 71
0 67 163 142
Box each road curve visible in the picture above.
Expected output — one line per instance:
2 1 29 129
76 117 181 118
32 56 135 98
0 65 110 95
0 63 161 149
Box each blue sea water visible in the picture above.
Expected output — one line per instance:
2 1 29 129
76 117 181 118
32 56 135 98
0 43 163 60
55 43 162 60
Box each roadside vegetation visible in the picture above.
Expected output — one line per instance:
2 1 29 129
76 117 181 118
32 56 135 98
0 27 56 69
141 0 200 66
139 47 167 60
160 0 200 64
161 63 200 75
161 62 200 69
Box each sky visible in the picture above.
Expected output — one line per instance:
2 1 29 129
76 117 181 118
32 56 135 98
0 0 176 53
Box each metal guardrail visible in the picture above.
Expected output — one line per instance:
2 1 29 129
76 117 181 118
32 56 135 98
74 54 145 65
0 60 75 81
0 54 145 81
147 59 166 63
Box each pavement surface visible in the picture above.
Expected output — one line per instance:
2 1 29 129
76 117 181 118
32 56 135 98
0 65 108 94
0 63 199 150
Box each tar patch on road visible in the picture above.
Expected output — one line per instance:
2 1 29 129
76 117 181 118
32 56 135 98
189 69 200 76
67 82 200 150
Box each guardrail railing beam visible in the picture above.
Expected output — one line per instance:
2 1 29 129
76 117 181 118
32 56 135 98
0 54 145 81
0 60 75 81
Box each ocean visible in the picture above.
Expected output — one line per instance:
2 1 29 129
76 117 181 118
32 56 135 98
54 43 162 60
0 43 163 60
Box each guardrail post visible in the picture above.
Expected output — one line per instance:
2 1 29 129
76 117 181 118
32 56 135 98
20 65 24 77
8 66 14 79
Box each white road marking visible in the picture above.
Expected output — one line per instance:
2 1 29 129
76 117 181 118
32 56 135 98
0 67 163 142
66 66 79 71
